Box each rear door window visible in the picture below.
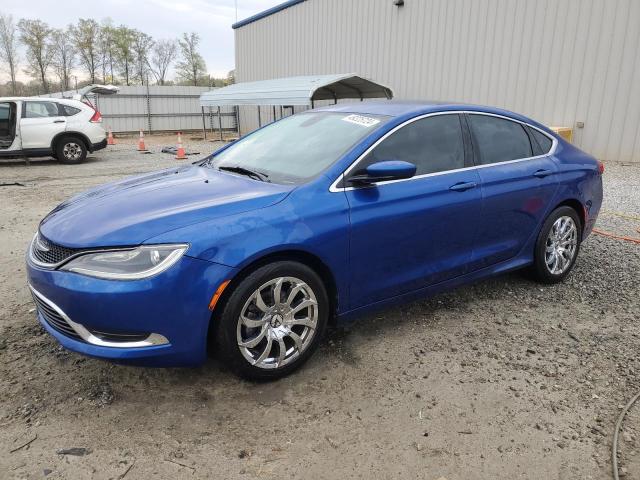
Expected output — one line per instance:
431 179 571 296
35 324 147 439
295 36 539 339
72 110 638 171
355 114 465 177
24 101 60 118
468 114 533 165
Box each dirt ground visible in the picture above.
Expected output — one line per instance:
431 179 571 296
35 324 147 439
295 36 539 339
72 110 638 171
1 136 639 479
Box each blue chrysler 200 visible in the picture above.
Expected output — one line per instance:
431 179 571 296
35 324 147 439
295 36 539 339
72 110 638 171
26 102 603 379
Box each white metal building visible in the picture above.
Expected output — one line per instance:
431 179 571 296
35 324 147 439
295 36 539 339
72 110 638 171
233 0 640 163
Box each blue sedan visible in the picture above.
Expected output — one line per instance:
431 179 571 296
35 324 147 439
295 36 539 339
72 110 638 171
26 102 603 379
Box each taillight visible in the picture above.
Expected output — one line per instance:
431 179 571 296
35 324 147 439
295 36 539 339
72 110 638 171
597 161 605 174
89 109 102 123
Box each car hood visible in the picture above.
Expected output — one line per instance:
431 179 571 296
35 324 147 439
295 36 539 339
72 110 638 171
39 165 293 248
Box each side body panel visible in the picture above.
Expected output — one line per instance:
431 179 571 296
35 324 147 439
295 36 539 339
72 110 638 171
345 169 482 309
20 101 67 149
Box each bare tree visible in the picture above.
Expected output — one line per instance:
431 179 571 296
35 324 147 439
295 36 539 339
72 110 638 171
72 18 101 84
50 27 75 91
132 30 153 85
149 39 176 86
18 19 53 93
113 26 136 85
176 32 206 86
0 14 19 95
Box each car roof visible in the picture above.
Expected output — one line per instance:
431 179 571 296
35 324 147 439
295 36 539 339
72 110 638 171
314 100 549 131
0 97 85 106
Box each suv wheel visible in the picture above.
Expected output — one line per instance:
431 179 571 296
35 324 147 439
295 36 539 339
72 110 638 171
215 261 329 380
531 206 582 284
56 136 87 164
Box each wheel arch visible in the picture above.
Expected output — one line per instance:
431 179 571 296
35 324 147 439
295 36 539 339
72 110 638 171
552 198 586 232
207 248 340 347
51 131 92 152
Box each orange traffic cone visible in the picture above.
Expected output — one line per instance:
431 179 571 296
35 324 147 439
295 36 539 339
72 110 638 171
175 132 187 160
137 129 147 152
107 126 115 145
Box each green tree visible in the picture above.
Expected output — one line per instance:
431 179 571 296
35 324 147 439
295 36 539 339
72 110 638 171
176 32 206 86
18 19 53 93
98 19 117 83
72 19 101 84
113 26 136 85
132 30 153 84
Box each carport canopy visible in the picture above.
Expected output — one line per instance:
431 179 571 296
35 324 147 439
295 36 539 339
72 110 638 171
199 74 393 107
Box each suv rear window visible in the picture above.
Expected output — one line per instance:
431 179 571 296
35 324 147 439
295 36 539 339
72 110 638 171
60 104 81 116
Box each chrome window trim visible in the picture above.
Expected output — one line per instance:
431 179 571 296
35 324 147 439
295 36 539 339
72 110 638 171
329 110 558 192
29 285 170 348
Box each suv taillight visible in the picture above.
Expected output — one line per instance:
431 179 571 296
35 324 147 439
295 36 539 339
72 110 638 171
597 161 605 174
82 99 102 123
89 109 102 123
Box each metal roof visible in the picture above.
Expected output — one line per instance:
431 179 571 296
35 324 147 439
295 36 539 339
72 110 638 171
232 0 307 29
199 74 393 107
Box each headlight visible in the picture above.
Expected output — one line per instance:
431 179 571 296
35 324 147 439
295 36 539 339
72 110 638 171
60 244 188 280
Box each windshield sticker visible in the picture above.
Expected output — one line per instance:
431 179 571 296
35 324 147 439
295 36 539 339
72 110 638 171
342 114 381 127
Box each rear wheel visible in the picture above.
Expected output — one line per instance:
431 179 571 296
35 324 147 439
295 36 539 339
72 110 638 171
531 206 582 284
215 261 328 380
55 136 87 164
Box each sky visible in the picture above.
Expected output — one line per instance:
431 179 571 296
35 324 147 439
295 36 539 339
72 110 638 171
1 0 284 81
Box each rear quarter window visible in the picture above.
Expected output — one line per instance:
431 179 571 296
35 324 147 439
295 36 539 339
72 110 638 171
60 104 81 116
529 128 553 154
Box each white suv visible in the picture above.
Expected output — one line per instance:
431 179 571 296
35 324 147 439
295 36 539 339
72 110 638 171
0 85 118 164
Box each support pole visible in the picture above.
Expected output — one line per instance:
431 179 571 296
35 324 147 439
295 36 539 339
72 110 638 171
272 105 276 123
279 105 283 119
201 106 207 140
217 106 223 141
145 79 152 132
257 106 262 128
235 106 240 138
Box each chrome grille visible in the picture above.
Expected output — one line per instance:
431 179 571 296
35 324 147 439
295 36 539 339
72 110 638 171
31 233 81 266
30 291 82 341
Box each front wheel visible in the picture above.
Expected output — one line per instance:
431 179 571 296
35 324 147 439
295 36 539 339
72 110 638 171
55 136 87 164
531 206 582 284
215 261 329 380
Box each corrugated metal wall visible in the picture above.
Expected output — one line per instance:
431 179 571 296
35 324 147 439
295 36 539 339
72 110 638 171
235 0 640 163
43 86 237 134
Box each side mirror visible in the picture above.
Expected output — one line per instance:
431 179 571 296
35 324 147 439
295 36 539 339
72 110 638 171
348 160 417 185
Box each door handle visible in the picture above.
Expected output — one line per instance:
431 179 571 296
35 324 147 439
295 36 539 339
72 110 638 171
449 181 477 192
53 120 66 123
533 169 553 178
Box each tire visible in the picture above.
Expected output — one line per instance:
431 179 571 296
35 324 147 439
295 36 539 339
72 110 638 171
215 261 329 380
55 136 87 164
531 206 582 284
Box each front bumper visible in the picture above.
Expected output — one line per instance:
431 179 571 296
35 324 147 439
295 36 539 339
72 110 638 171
26 255 236 367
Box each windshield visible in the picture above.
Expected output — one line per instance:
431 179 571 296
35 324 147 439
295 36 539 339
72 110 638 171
206 111 389 184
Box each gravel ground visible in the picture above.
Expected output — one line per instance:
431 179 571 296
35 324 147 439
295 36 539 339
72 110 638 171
0 137 639 479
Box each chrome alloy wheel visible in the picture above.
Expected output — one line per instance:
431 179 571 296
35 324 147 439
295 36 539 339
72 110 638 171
545 216 578 275
63 142 82 161
236 276 319 369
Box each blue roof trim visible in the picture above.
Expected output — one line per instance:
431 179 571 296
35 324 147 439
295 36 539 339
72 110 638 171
232 0 307 29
